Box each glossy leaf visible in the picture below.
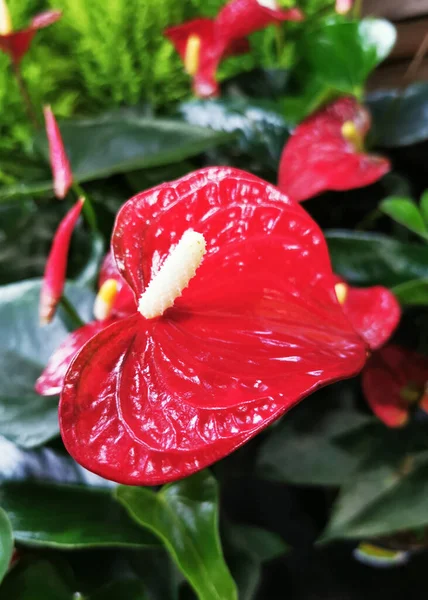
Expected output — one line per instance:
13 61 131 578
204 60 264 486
322 448 428 541
75 233 105 287
116 471 238 600
326 230 428 287
0 561 72 600
90 580 147 600
37 110 235 184
380 197 428 238
179 98 289 170
257 388 372 486
0 481 158 549
0 508 12 585
420 190 428 225
227 524 288 563
367 83 428 147
303 17 396 94
392 278 428 306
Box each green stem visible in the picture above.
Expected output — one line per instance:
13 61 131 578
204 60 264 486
355 208 381 231
11 60 40 129
72 182 98 234
274 24 284 63
60 295 85 330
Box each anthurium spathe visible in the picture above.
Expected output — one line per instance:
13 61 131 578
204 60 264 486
165 18 249 97
36 251 136 396
334 277 401 351
39 198 84 326
278 97 390 202
59 167 367 486
44 106 73 200
362 345 428 428
0 1 61 64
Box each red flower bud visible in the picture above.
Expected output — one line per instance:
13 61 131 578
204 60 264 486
39 198 84 326
44 105 73 199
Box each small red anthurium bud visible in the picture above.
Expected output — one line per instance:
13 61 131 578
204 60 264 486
44 105 73 200
39 198 84 326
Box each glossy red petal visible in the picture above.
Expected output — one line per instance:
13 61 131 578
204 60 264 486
39 199 84 325
61 167 367 485
44 106 73 200
278 97 390 202
362 345 428 427
216 0 303 41
0 11 61 63
35 320 110 396
98 252 136 318
334 277 400 351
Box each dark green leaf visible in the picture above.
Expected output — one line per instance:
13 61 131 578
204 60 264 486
0 561 72 600
420 190 428 225
326 230 428 287
90 580 147 600
75 233 105 287
179 98 289 171
0 482 158 549
303 17 396 94
380 197 428 238
221 68 290 99
367 83 428 147
227 524 288 563
128 549 180 600
116 471 238 600
257 387 372 486
322 449 428 541
0 508 13 585
0 181 53 203
392 278 428 305
36 110 235 185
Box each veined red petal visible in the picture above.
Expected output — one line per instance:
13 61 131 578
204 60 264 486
334 277 401 350
98 252 137 318
278 97 390 202
362 345 428 428
44 106 73 200
60 167 367 485
35 320 110 396
0 10 61 64
216 0 303 41
39 198 84 326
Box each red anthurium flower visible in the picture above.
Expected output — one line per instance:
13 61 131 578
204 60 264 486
278 97 390 202
0 1 61 64
44 106 73 200
39 198 84 326
362 345 428 428
165 18 249 97
59 167 367 486
36 252 136 396
333 277 401 351
216 0 303 41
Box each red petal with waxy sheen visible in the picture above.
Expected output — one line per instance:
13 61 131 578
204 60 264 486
44 106 73 200
60 167 367 485
35 320 111 396
216 0 303 40
334 277 400 351
165 18 249 98
278 97 390 202
0 10 61 64
39 198 84 325
98 252 137 318
362 345 428 428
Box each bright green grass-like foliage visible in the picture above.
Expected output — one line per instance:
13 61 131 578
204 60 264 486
0 0 330 158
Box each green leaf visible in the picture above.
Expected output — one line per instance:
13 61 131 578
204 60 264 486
0 280 94 448
90 580 147 600
0 181 53 203
179 98 289 171
392 278 428 306
257 387 372 486
303 17 396 94
420 190 428 225
0 561 72 600
0 482 158 549
227 524 288 563
380 197 428 238
36 110 235 186
116 471 238 600
127 549 180 600
322 449 428 542
367 83 428 147
75 233 105 287
0 508 13 585
326 230 428 287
